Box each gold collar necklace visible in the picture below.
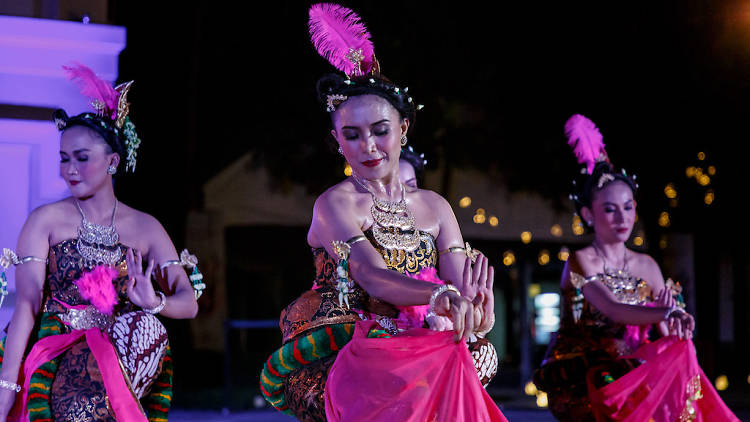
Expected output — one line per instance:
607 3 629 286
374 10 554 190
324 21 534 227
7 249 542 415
351 174 421 252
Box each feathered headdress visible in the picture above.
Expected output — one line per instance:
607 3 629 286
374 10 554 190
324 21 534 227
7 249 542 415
309 3 376 77
564 114 607 175
57 63 142 172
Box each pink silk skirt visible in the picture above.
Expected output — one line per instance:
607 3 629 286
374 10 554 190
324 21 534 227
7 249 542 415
589 336 740 422
325 320 508 422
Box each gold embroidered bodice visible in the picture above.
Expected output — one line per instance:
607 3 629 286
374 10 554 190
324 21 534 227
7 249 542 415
312 230 437 287
543 270 655 364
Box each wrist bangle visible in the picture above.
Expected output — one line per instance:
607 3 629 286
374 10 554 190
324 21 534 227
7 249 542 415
0 379 21 393
144 291 166 314
664 306 684 320
429 284 460 315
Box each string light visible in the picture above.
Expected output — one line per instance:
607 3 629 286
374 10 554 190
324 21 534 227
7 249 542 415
659 235 668 249
550 224 563 237
459 196 472 208
558 247 570 261
664 183 677 199
708 165 716 176
489 216 499 227
529 283 541 298
536 391 548 408
685 166 696 178
698 151 706 161
538 250 550 265
698 175 710 186
503 251 516 266
658 212 670 228
524 381 538 396
521 231 532 244
704 190 714 205
473 214 486 224
633 236 644 246
715 375 729 391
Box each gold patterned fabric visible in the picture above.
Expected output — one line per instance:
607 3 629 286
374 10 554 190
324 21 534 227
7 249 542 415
534 270 653 422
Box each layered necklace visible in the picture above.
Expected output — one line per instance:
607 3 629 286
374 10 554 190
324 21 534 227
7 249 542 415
352 174 421 252
591 240 629 274
75 199 122 267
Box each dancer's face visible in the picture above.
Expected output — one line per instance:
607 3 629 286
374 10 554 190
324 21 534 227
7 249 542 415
59 126 118 199
331 95 408 181
583 181 636 244
399 159 418 188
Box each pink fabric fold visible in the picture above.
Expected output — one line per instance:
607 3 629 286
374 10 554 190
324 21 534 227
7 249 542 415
9 327 148 422
325 320 507 422
589 336 740 422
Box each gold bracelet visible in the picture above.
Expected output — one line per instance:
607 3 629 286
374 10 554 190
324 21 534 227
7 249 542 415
438 242 480 263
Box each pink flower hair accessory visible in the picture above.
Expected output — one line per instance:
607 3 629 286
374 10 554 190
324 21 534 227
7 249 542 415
73 265 119 315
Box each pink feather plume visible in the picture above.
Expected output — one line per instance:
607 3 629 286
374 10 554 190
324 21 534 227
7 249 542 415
74 265 119 315
564 114 607 174
63 63 119 119
308 3 375 76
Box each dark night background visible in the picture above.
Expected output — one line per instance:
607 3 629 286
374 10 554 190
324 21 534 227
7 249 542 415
53 0 750 410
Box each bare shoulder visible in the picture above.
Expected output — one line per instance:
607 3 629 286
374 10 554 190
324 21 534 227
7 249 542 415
573 246 600 276
314 179 359 212
24 198 76 233
628 249 664 284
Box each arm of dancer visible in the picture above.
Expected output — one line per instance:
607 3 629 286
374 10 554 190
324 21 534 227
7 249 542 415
130 214 198 319
0 207 51 415
566 254 691 330
310 190 476 340
432 192 495 334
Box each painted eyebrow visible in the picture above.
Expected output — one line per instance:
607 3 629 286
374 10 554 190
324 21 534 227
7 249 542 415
341 119 390 130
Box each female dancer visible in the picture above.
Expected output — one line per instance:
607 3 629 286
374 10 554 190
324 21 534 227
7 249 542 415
398 145 427 189
0 65 198 422
534 114 738 421
260 4 503 422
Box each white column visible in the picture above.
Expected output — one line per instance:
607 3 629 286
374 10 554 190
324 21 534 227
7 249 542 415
0 15 125 327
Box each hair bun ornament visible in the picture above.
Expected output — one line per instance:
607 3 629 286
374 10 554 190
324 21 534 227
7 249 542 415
309 3 376 78
564 114 608 175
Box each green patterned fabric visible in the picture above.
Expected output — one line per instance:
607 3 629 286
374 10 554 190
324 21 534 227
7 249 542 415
260 323 356 413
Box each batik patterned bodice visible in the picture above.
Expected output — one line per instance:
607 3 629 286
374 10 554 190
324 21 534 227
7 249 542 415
42 239 136 319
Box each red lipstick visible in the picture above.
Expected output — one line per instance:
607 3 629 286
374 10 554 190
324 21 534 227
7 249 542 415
361 158 382 167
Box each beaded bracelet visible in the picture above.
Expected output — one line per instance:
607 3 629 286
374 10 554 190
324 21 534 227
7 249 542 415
428 284 461 316
0 379 21 393
144 291 166 314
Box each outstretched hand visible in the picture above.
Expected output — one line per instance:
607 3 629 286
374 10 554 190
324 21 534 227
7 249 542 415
125 248 160 310
462 254 496 335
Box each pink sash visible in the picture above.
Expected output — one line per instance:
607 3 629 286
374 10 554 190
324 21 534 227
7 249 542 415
325 320 507 422
590 336 740 422
10 327 147 422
